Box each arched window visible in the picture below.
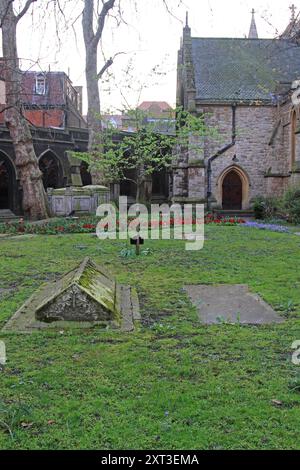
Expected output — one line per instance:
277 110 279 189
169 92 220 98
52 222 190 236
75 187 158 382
0 153 16 211
39 152 63 190
291 110 297 169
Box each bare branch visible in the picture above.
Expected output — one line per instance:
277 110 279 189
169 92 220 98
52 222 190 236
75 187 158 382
97 58 113 80
97 51 126 80
17 0 37 21
94 0 116 45
161 0 183 22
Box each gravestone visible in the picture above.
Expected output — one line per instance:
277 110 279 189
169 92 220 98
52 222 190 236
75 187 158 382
185 284 283 325
3 258 140 332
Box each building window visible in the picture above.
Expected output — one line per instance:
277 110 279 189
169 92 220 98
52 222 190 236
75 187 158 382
0 79 6 105
291 110 297 169
66 82 76 103
35 74 46 95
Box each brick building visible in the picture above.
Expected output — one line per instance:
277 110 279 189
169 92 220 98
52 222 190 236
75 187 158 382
0 66 90 215
0 67 86 129
173 10 300 211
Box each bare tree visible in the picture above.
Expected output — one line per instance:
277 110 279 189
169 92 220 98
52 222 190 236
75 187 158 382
81 0 181 184
0 0 50 220
82 0 116 155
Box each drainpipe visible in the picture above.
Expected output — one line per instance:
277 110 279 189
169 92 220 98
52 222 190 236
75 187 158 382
207 104 237 209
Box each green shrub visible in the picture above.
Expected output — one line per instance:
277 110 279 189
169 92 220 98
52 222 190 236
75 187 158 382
253 196 278 220
281 186 300 224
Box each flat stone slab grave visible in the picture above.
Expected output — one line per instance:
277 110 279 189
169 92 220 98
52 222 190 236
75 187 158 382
184 284 283 325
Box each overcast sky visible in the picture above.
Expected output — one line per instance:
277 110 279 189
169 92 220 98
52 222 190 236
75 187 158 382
8 0 300 113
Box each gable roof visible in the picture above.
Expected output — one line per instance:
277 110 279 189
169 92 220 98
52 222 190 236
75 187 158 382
191 38 300 103
2 257 141 332
35 257 119 318
138 101 172 112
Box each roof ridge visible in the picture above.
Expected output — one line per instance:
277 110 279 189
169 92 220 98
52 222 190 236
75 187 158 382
191 37 278 41
190 35 300 102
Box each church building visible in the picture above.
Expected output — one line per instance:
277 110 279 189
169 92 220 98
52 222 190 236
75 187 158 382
173 7 300 211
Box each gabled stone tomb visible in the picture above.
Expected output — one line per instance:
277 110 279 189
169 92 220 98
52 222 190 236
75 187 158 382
3 258 140 332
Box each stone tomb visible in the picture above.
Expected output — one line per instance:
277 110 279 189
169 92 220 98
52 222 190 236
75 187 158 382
184 284 283 325
48 185 110 216
3 258 140 333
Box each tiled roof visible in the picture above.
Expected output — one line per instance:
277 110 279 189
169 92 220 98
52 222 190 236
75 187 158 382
138 101 172 112
191 38 300 102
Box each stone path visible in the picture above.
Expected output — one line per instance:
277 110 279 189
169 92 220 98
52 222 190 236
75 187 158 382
184 284 283 325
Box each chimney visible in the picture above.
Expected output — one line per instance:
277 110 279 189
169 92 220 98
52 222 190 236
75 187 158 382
74 86 83 115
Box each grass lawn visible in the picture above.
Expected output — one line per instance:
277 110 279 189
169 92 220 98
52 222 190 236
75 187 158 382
1 225 300 450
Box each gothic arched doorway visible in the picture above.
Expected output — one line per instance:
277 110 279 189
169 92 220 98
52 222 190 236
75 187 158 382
0 153 15 210
222 170 243 210
39 152 63 190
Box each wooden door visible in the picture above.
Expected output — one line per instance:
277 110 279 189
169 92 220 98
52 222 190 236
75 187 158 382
222 171 242 210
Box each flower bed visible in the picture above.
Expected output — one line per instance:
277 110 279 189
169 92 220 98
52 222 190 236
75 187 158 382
0 214 245 236
242 221 290 233
205 214 245 226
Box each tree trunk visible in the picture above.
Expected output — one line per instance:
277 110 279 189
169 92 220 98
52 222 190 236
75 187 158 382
85 44 104 184
0 2 50 220
136 171 148 204
85 45 102 152
136 182 141 204
82 1 103 185
82 0 115 185
136 163 151 203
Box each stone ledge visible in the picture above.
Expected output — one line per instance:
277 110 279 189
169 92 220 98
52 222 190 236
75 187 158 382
264 173 290 178
172 197 207 204
188 160 205 168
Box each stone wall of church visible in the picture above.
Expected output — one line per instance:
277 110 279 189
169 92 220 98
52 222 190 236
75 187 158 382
264 100 292 196
266 98 300 192
172 101 295 207
189 103 289 207
204 105 276 203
